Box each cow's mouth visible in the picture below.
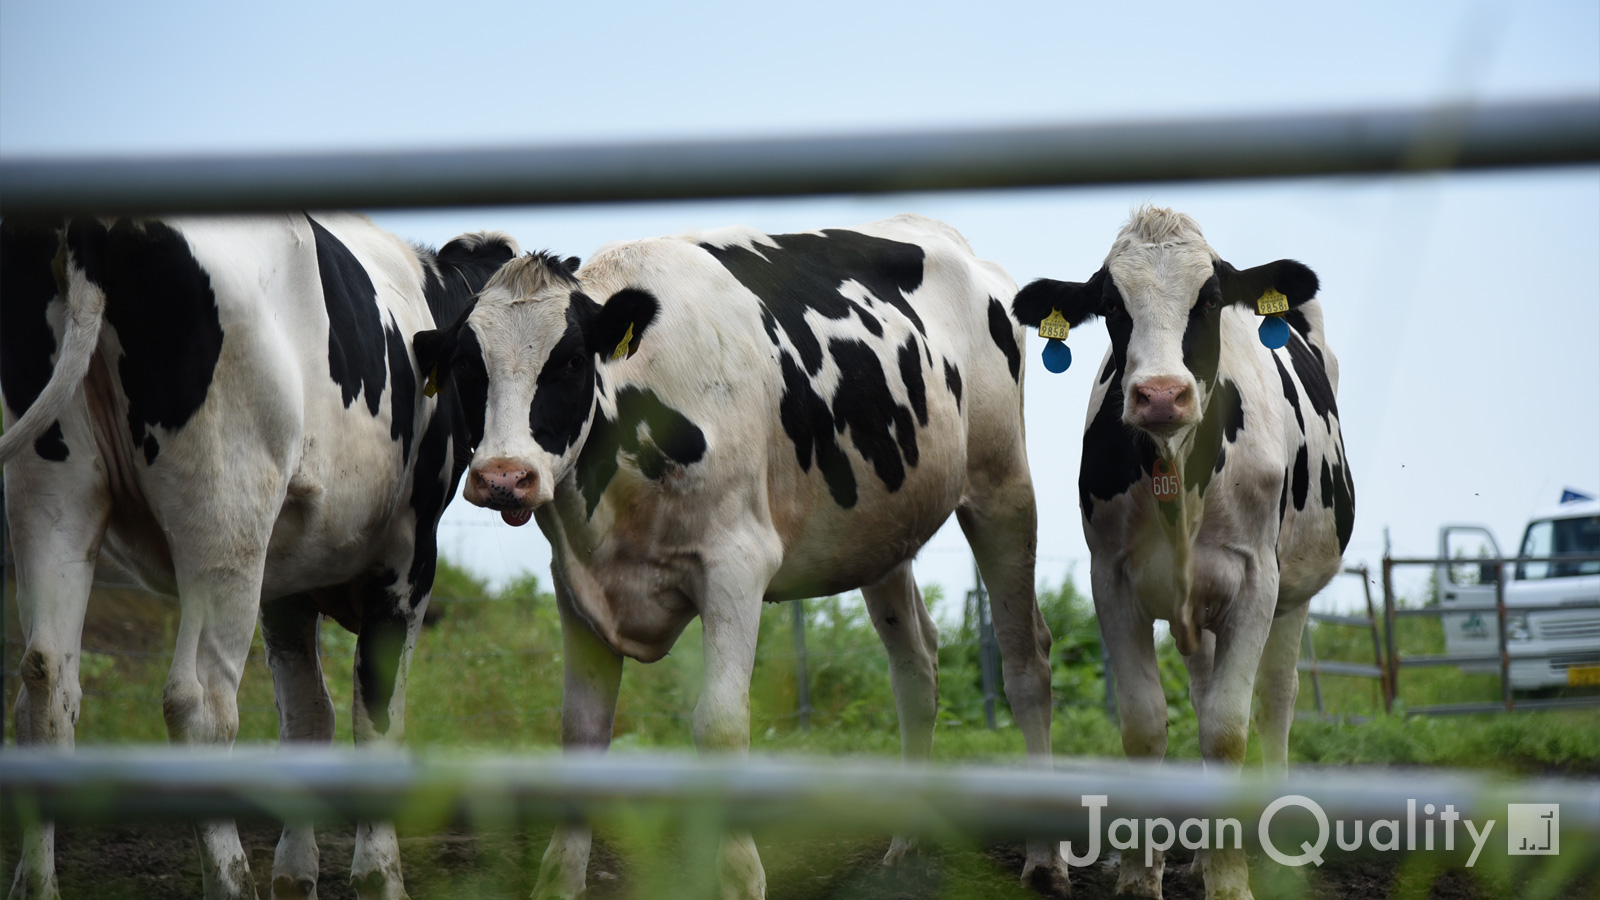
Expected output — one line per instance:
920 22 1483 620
501 508 533 527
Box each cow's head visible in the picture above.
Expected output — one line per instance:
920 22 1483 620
412 252 658 525
1013 207 1318 459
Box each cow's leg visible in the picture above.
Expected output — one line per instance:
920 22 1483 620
533 572 623 900
696 544 780 900
5 447 108 900
1191 572 1276 900
1094 565 1169 899
957 482 1067 894
861 562 939 866
348 575 429 900
1253 603 1308 774
164 559 270 900
261 596 335 900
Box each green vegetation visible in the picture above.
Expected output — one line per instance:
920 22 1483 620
19 559 1596 775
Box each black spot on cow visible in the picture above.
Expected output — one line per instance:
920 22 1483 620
774 352 858 508
1320 457 1334 510
1332 442 1356 553
986 297 1021 382
1286 331 1336 428
1278 466 1290 524
529 297 599 456
1283 307 1325 368
575 386 708 516
1099 354 1116 385
310 217 387 416
699 229 925 374
850 300 884 337
1180 290 1223 389
67 218 225 466
942 359 963 408
1079 357 1158 522
1182 379 1243 494
0 219 70 461
355 569 409 736
1274 354 1305 434
897 335 928 427
34 423 70 462
830 338 920 491
384 319 417 463
1291 443 1310 511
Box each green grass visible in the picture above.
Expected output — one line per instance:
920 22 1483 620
15 560 1597 776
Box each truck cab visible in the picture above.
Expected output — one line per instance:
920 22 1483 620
1438 497 1600 690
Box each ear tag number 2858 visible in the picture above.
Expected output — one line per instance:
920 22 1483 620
1151 458 1182 502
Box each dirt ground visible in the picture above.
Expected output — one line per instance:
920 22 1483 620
6 819 1594 900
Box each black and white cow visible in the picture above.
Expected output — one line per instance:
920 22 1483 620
1013 207 1353 900
413 214 1065 899
0 214 517 900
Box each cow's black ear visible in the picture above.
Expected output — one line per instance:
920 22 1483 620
1012 268 1107 328
592 287 659 363
413 323 457 396
563 256 581 274
1216 259 1319 309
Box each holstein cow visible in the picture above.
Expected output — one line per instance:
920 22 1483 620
1013 208 1353 900
413 214 1066 899
0 214 517 900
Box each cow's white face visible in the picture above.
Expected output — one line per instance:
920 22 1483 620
413 252 657 525
1106 236 1222 453
1012 206 1319 461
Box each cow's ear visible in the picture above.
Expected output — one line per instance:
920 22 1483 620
413 322 458 397
562 256 581 274
1216 259 1319 310
592 287 660 363
1012 268 1108 328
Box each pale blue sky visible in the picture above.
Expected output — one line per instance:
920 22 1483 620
3 0 1596 614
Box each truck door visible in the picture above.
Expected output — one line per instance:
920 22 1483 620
1437 526 1503 674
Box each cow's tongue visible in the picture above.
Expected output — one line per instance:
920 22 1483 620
501 508 533 527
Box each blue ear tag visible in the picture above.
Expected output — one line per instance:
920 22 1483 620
1258 315 1289 349
1042 339 1072 373
1038 309 1072 373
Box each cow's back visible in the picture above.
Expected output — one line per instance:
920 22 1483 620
549 216 1024 636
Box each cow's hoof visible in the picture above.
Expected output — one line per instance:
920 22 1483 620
271 875 317 900
350 869 408 900
8 867 61 900
881 835 919 866
1020 859 1071 897
1112 870 1162 899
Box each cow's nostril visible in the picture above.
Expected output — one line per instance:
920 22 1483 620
517 472 534 490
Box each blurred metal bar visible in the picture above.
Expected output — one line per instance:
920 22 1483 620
2 98 1597 216
5 748 1598 844
1296 660 1384 678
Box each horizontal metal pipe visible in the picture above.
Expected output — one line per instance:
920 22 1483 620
1407 697 1600 717
2 98 1596 216
1387 555 1600 567
3 749 1597 849
1296 660 1384 678
1308 613 1377 627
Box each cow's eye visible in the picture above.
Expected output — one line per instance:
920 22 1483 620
565 354 582 372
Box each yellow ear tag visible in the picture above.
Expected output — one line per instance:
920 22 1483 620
1038 308 1070 341
422 366 439 398
611 322 635 361
1256 288 1289 316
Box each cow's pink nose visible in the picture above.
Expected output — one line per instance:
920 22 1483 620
470 459 536 507
1133 377 1193 425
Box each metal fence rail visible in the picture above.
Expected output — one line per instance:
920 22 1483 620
1382 554 1600 716
2 98 1596 215
4 748 1597 848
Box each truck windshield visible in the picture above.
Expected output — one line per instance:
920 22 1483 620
1516 515 1600 580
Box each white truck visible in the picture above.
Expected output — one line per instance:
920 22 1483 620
1438 495 1600 690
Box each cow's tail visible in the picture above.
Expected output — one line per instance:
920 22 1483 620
0 249 106 464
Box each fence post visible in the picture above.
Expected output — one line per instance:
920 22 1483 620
1356 565 1391 712
1382 556 1398 713
792 599 811 732
973 562 999 731
1302 626 1325 717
